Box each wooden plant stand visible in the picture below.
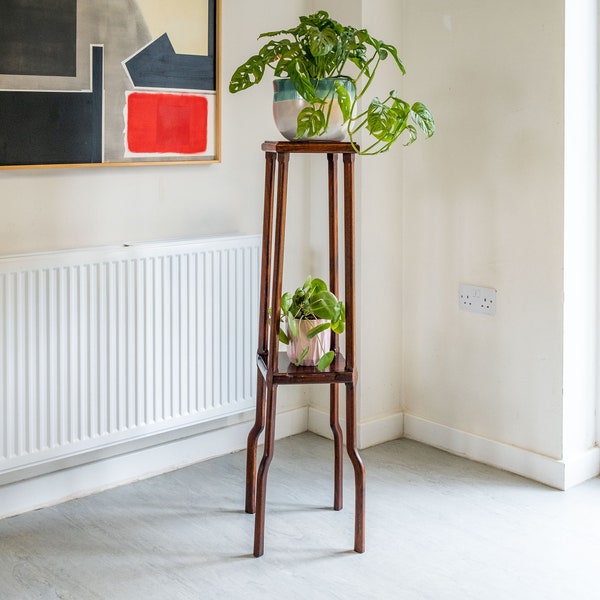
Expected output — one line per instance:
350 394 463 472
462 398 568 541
245 140 366 557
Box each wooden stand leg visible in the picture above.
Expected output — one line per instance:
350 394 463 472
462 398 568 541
346 382 365 553
253 385 278 557
342 151 365 553
327 152 343 511
245 376 265 514
246 150 276 515
253 150 289 557
330 384 343 510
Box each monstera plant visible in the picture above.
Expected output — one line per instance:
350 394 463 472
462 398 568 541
229 10 435 154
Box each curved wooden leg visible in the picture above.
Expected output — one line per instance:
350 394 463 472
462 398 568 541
248 149 276 515
253 384 278 557
330 384 343 510
245 375 266 514
345 382 365 553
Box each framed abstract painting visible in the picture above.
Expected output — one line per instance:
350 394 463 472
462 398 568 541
0 0 220 168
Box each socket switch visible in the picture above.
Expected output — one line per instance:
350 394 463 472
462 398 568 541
458 284 496 316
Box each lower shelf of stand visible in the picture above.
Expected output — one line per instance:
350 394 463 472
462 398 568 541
257 352 356 385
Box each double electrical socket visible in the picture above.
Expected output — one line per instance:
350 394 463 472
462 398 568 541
458 284 496 316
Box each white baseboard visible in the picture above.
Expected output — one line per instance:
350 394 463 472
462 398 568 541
0 406 308 520
563 445 600 489
308 406 404 449
404 414 600 490
4 405 597 520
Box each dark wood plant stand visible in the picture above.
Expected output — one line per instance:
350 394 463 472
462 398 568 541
245 140 365 557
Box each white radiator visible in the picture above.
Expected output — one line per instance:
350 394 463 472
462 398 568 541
0 235 260 482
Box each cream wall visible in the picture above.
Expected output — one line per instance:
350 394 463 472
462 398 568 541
304 0 408 444
0 1 318 516
0 1 307 257
308 0 598 488
1 0 598 496
400 0 565 453
309 0 566 455
563 0 599 475
399 0 598 487
0 0 316 438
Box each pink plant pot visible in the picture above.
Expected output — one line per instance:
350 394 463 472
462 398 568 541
286 318 331 367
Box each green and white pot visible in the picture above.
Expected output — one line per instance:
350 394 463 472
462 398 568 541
273 77 356 142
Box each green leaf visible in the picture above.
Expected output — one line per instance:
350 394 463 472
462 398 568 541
310 278 328 293
390 95 410 118
410 102 436 138
308 28 338 57
306 321 331 339
299 10 331 29
366 98 403 144
287 314 299 338
281 292 293 314
403 124 418 146
296 106 327 138
317 351 335 371
258 40 288 63
335 82 352 122
331 318 345 335
380 42 406 74
279 327 289 344
229 55 266 93
295 347 309 366
288 61 318 101
307 290 338 320
273 43 303 77
258 26 297 39
377 47 389 60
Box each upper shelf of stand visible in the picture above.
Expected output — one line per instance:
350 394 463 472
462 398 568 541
261 140 359 154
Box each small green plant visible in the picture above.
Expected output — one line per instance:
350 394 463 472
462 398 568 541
229 10 435 155
278 276 345 371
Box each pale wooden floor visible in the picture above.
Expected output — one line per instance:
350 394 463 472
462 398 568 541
0 432 599 600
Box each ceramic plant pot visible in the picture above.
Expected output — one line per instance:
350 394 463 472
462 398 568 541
272 77 356 142
286 318 331 367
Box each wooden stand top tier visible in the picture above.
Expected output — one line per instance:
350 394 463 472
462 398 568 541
261 140 358 154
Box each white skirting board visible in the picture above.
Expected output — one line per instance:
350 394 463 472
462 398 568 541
308 406 405 449
0 406 308 521
309 407 600 490
403 414 600 491
3 407 598 519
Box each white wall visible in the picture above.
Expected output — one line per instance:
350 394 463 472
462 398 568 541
398 0 599 488
400 0 565 452
305 0 407 446
1 0 598 504
563 0 599 485
273 0 599 489
0 0 317 417
0 0 315 515
0 1 307 256
307 1 567 474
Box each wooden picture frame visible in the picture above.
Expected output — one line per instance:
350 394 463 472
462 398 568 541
0 0 220 169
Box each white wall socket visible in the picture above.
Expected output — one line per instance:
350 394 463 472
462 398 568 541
458 284 496 316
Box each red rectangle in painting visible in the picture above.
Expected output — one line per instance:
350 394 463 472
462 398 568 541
127 92 208 154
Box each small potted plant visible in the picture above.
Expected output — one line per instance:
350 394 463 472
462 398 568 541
278 276 345 371
229 10 435 155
